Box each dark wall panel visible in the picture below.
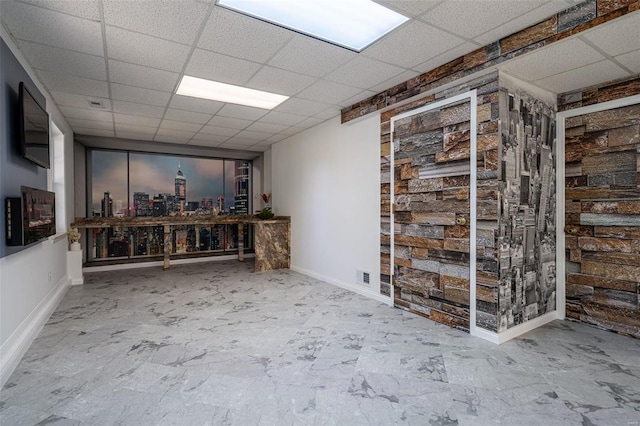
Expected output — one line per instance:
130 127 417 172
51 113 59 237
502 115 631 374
1 38 48 258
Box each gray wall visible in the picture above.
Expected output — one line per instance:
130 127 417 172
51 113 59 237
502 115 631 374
0 39 48 258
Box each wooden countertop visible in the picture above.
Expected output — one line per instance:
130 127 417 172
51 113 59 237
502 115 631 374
71 215 291 228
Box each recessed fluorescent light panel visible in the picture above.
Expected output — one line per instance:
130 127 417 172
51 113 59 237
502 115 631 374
176 76 289 109
217 0 409 52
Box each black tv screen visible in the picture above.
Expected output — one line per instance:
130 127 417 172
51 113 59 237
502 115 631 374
19 82 50 169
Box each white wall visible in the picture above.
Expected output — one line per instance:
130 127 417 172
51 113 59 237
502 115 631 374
0 29 75 384
272 114 388 303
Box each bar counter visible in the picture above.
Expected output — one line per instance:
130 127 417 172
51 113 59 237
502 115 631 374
71 215 291 272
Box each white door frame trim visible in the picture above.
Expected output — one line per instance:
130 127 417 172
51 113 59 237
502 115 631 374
389 90 479 337
555 93 640 321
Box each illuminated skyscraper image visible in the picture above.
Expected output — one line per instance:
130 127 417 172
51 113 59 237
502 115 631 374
175 164 186 214
234 161 250 215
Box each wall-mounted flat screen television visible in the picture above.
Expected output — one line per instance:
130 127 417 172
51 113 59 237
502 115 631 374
19 82 50 169
6 186 56 246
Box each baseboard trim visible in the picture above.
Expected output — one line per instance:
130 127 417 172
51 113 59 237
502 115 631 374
0 274 70 386
291 265 392 306
472 310 559 344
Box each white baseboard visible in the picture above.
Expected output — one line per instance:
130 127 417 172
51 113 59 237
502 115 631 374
472 310 559 344
291 265 392 306
0 274 70 386
83 253 255 273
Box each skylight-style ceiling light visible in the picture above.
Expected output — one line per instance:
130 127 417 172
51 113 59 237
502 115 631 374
217 0 409 52
176 75 289 109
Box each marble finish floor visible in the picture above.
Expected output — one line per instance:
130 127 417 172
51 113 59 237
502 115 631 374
1 261 640 425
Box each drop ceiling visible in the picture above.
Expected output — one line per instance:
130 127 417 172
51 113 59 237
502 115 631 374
1 0 638 152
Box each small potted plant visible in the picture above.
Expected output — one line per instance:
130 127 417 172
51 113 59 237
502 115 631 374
255 193 274 220
68 227 81 251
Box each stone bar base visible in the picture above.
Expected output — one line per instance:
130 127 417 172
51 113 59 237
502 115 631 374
255 221 291 272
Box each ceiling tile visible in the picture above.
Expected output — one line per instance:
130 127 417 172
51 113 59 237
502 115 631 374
615 50 640 73
315 108 341 120
221 138 255 146
198 7 292 63
472 1 576 46
536 60 630 93
499 38 606 82
268 34 357 78
169 96 224 115
278 127 305 137
217 104 268 121
156 128 196 139
114 113 161 128
19 0 101 20
266 133 289 143
376 0 442 18
103 0 209 45
235 130 273 141
582 14 640 57
185 49 262 85
296 117 324 129
112 100 166 118
198 125 240 137
1 1 103 55
273 97 331 116
73 127 115 138
51 91 112 111
18 40 106 81
108 60 179 92
259 111 306 126
217 142 256 150
189 133 229 145
106 26 191 72
67 118 114 131
154 134 190 144
297 80 363 105
325 56 406 90
59 105 113 122
164 109 212 125
116 131 155 141
362 20 465 69
279 127 306 137
207 116 253 129
110 84 171 107
338 90 377 108
246 66 315 96
38 71 108 98
421 1 547 39
159 119 203 132
369 69 419 93
246 122 289 134
412 42 478 74
115 123 158 134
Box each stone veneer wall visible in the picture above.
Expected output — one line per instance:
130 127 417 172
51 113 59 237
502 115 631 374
381 72 501 331
495 88 557 332
342 0 639 124
559 75 640 339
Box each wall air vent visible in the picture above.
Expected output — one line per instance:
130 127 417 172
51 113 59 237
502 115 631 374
356 270 370 286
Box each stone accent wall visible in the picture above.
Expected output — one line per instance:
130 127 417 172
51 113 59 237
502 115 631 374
381 72 500 332
343 0 639 124
495 89 557 332
559 75 640 339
